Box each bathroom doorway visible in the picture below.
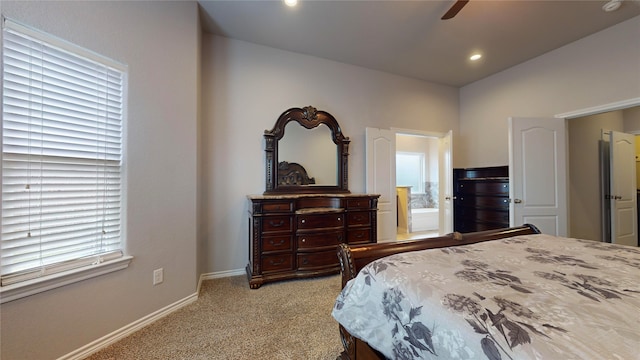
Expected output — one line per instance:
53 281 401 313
395 133 441 240
366 127 452 242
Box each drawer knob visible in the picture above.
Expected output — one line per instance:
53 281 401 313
302 238 306 243
269 258 284 266
301 219 306 224
269 239 285 246
338 217 341 221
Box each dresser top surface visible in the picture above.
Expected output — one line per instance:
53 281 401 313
247 193 380 200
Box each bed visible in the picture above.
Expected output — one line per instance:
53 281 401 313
332 224 640 360
277 161 316 185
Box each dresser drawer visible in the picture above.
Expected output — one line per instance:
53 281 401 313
261 235 293 252
262 201 293 213
261 254 294 273
457 180 509 195
457 195 509 209
347 211 371 226
296 197 340 209
473 222 507 232
473 209 509 223
297 212 344 229
261 216 293 232
347 228 371 244
297 249 338 270
297 231 343 249
346 198 371 209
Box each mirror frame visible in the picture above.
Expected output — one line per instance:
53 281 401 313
264 106 350 194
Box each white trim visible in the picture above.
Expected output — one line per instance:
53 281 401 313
58 290 198 360
2 16 127 72
197 268 246 294
390 127 447 138
59 268 245 359
0 256 133 304
555 97 640 119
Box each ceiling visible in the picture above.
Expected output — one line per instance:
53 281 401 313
198 0 640 87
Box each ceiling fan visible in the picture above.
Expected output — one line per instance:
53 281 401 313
441 0 469 20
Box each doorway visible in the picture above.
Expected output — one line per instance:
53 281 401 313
567 106 639 245
508 99 639 243
365 127 453 242
395 133 440 240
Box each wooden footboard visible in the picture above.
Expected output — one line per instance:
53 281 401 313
335 224 541 360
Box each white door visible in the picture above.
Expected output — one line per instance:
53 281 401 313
438 131 453 234
609 131 637 246
509 117 567 236
366 127 396 242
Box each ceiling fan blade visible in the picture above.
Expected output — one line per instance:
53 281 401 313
441 0 469 20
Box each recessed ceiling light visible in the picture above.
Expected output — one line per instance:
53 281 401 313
284 0 298 7
470 53 482 61
603 0 622 12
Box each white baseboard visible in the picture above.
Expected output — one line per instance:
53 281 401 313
58 268 244 360
197 268 246 293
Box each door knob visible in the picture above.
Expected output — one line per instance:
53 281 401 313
514 199 523 204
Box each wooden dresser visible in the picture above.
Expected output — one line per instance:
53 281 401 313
453 166 510 233
247 193 379 288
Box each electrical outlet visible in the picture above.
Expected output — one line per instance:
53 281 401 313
153 268 164 285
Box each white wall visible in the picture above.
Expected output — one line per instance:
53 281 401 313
199 34 459 274
0 2 200 359
459 16 640 168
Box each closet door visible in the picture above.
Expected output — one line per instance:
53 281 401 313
509 117 567 236
608 130 637 246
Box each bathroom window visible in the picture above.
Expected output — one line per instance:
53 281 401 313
396 152 425 193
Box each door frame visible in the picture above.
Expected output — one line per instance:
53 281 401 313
606 130 637 246
391 128 453 235
376 127 453 235
555 98 640 119
555 97 640 239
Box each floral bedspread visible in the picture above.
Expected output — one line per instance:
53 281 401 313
332 234 640 360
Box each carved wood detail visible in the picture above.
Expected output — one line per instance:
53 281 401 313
264 106 350 194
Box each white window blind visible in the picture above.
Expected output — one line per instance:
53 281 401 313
1 19 125 286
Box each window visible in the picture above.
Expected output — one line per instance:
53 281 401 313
396 152 425 193
1 18 128 292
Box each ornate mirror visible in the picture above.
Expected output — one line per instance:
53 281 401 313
264 106 350 194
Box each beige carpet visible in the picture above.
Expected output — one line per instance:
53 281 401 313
85 275 344 360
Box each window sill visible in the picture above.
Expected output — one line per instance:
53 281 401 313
0 256 133 304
